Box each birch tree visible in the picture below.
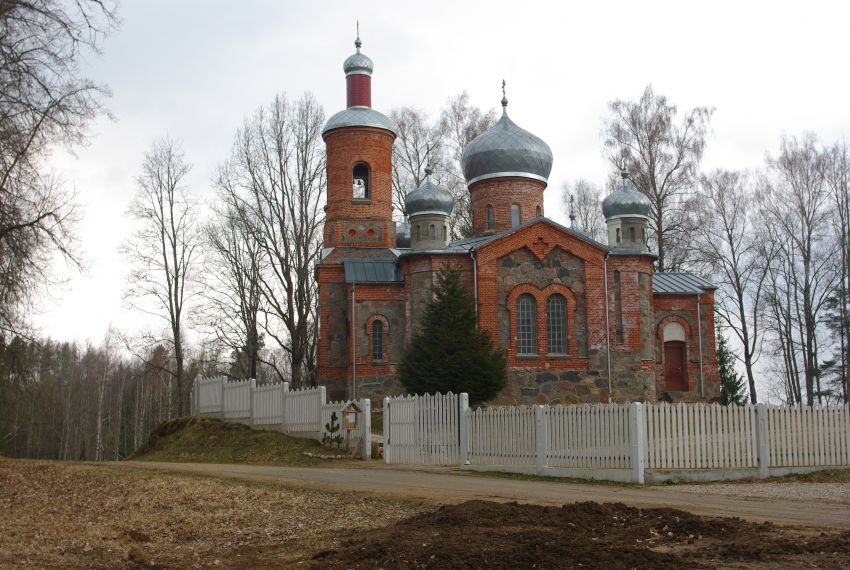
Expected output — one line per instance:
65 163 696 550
693 170 773 403
761 134 834 404
603 85 713 271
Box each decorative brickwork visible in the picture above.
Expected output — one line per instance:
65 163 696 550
469 177 546 235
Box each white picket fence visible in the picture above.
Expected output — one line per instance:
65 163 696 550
644 402 758 470
382 392 850 483
191 376 371 459
383 392 461 465
322 399 371 455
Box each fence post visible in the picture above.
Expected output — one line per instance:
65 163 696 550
383 397 390 464
755 403 770 478
535 405 547 475
220 378 226 418
458 393 469 467
281 381 290 432
361 398 372 460
318 386 327 435
248 379 256 427
629 402 646 484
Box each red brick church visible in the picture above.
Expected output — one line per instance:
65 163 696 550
315 35 720 405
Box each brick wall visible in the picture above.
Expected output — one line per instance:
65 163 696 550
652 291 720 402
323 126 395 248
469 177 546 235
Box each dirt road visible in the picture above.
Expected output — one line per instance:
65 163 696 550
119 461 850 529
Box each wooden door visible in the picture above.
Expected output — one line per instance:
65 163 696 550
663 341 687 391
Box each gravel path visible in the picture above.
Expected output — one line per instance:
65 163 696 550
118 461 850 529
673 481 850 504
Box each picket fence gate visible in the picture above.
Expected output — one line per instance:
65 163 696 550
191 377 371 459
383 392 462 465
382 392 850 483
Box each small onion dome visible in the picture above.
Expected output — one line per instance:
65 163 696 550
461 94 553 185
395 222 411 248
405 165 454 216
322 106 397 136
602 171 652 220
343 36 373 75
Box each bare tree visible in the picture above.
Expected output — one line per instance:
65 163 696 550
122 138 202 415
439 92 497 238
761 134 835 404
216 93 325 387
390 106 445 218
0 0 117 335
823 141 850 402
694 170 773 403
561 179 607 242
199 189 264 381
603 85 713 271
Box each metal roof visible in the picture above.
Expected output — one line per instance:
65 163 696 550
405 167 454 216
323 106 397 136
343 260 403 283
653 272 716 295
461 106 553 185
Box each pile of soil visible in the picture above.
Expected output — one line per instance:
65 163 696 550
308 500 850 569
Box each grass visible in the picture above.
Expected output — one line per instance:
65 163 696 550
129 417 332 467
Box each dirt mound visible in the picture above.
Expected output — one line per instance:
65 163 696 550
307 500 850 569
129 416 327 466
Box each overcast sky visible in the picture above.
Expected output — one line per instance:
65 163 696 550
37 0 850 352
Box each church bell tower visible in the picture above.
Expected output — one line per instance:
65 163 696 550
321 31 397 249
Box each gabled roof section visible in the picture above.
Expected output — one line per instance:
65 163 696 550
449 217 610 253
653 272 717 295
343 260 403 283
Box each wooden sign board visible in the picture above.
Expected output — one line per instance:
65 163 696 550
341 401 362 430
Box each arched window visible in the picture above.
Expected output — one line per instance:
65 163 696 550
628 227 636 242
372 320 383 361
441 225 446 240
429 224 436 240
415 225 421 241
352 162 370 199
486 205 494 230
536 205 541 217
641 228 645 243
511 204 521 228
616 227 621 244
547 295 567 354
516 294 537 355
663 322 688 391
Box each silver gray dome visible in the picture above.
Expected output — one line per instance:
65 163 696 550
395 222 411 248
405 169 454 216
343 51 373 75
602 174 652 220
323 106 397 136
343 36 373 75
461 107 553 185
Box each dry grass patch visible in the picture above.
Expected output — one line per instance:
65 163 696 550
0 458 424 569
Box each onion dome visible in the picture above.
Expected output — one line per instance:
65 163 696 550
323 106 397 135
461 83 553 185
343 35 373 76
395 222 411 248
405 165 454 216
602 170 652 220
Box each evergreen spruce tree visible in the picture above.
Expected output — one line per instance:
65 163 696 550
717 331 748 405
400 266 507 406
